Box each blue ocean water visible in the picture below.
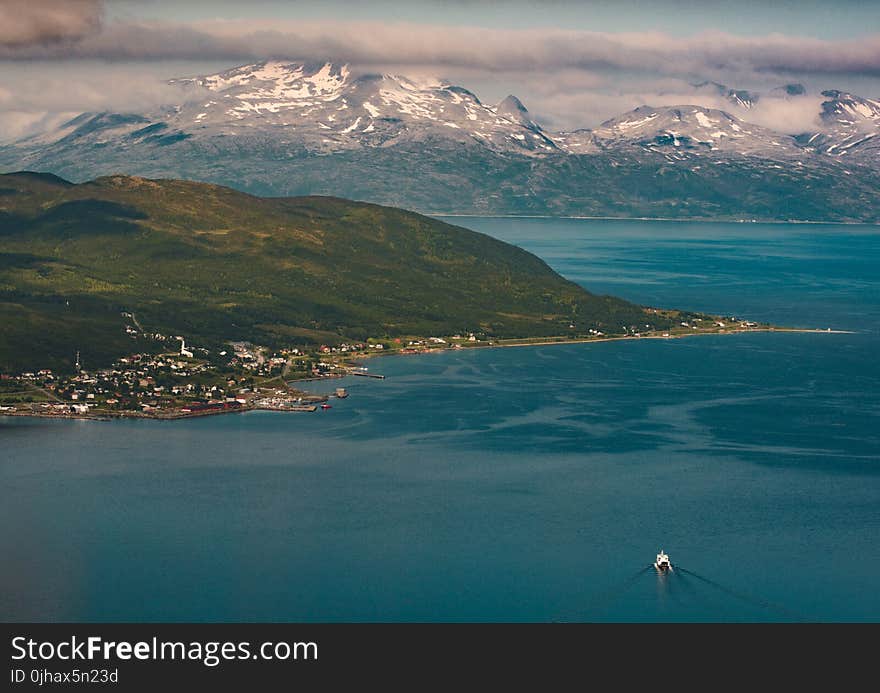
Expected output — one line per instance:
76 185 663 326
2 219 878 622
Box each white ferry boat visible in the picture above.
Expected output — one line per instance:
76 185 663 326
654 550 672 572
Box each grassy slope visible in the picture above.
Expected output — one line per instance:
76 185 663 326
0 172 671 372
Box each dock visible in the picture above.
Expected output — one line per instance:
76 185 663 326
349 371 385 379
253 404 317 412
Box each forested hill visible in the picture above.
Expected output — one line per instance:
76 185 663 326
0 172 672 372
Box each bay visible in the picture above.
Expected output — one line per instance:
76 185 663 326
2 219 878 622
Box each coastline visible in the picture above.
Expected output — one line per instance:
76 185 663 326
448 326 855 351
1 326 854 424
338 326 854 366
428 214 880 227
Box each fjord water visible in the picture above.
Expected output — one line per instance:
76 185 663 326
2 219 878 622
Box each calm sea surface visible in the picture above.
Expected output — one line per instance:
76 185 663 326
2 219 878 622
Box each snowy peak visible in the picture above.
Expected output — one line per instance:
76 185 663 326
497 94 528 114
495 95 538 129
727 89 758 110
495 94 531 122
820 89 880 124
795 90 880 159
172 61 353 123
573 105 800 156
160 61 559 154
181 60 351 99
692 81 758 110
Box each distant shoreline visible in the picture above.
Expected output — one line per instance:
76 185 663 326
342 326 854 365
438 327 855 351
428 214 880 227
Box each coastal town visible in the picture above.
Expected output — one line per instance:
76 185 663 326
0 311 472 420
0 335 369 421
0 311 805 422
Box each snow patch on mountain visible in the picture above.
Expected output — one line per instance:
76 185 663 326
558 105 801 157
156 61 559 155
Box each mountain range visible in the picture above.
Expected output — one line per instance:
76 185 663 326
2 61 879 222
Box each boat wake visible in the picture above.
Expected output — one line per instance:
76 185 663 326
674 566 809 621
564 559 809 622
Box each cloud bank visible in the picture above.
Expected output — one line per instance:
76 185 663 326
1 11 879 80
0 3 876 138
0 0 103 48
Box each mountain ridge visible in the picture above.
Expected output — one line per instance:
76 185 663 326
2 61 879 222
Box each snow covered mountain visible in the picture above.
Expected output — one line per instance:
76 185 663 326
13 61 879 162
555 105 802 158
682 82 879 162
28 61 557 155
795 90 880 161
2 61 879 222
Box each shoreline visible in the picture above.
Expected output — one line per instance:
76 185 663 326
1 326 855 424
0 403 322 424
429 214 880 227
445 327 855 351
336 326 854 366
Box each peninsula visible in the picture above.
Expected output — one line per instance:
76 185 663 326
0 171 816 420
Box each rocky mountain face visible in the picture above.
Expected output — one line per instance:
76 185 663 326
2 61 879 222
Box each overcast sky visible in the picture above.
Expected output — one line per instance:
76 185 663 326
2 0 879 139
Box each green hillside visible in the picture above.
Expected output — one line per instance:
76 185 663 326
0 172 676 372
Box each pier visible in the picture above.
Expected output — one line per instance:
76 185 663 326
254 403 317 412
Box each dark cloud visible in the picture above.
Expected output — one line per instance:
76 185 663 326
1 18 879 80
0 0 103 47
